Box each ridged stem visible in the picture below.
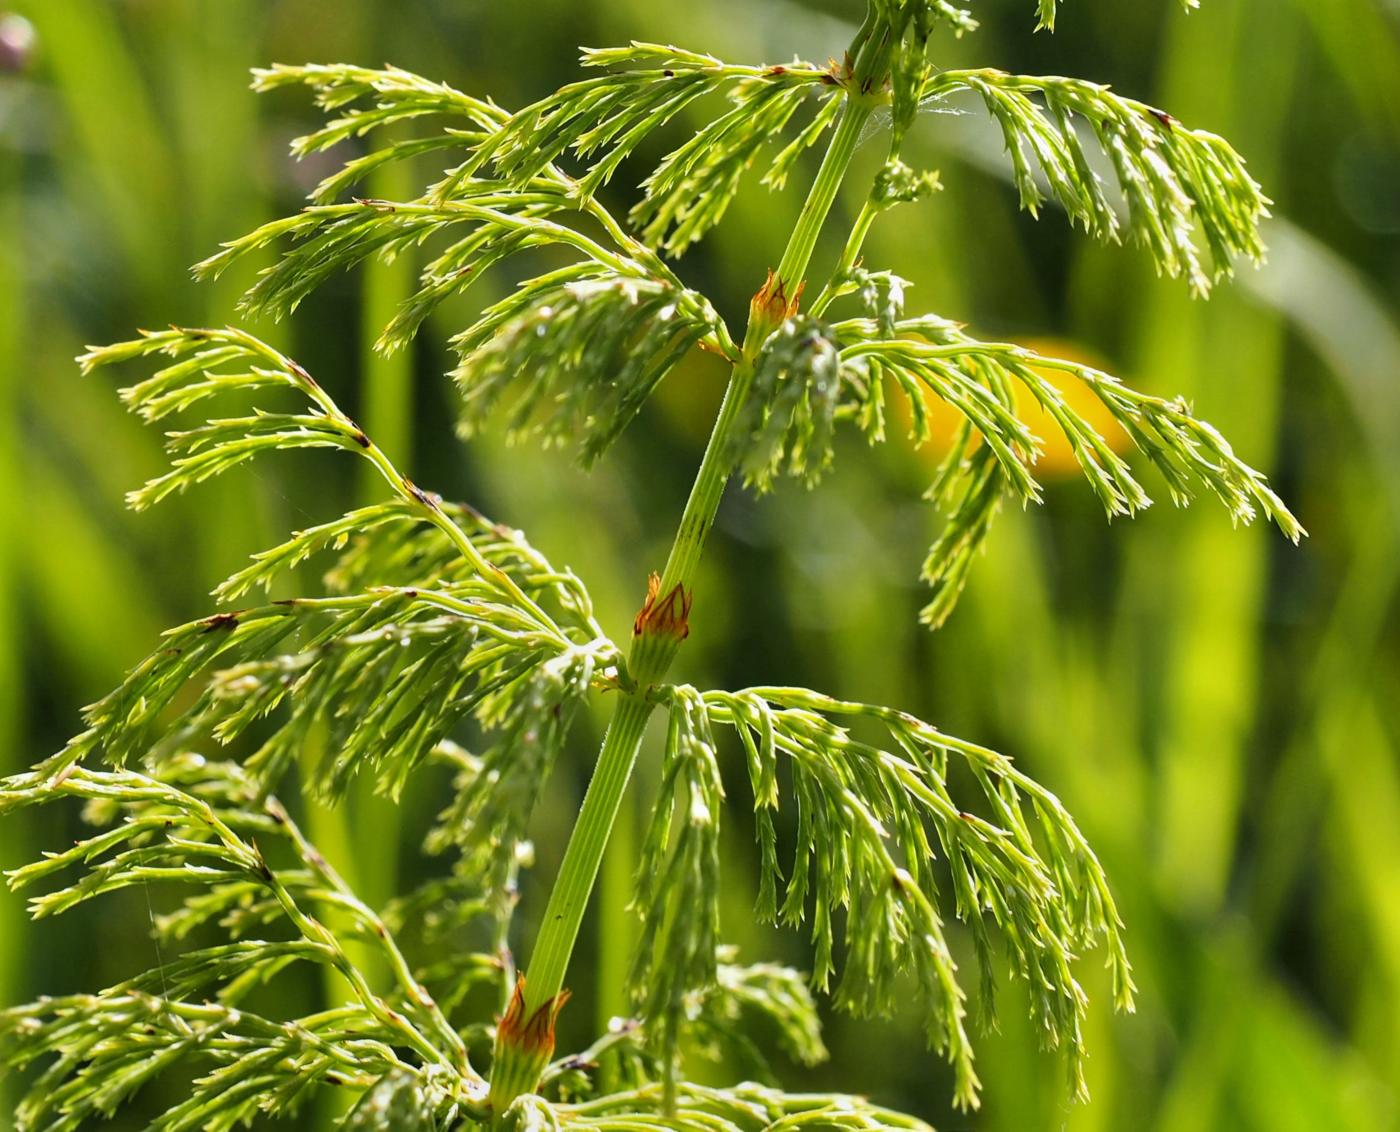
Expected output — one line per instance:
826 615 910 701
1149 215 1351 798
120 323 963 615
630 98 872 688
508 693 655 1012
487 692 653 1111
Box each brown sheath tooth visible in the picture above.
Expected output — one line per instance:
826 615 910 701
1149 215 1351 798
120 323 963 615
750 268 806 326
632 571 693 641
497 976 571 1058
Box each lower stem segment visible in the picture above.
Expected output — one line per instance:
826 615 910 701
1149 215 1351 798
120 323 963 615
488 692 655 1112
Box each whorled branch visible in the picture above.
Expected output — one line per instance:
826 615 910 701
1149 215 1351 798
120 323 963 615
626 682 1140 1109
924 68 1265 292
0 759 483 1129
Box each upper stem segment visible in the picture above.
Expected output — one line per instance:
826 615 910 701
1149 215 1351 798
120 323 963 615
629 99 872 688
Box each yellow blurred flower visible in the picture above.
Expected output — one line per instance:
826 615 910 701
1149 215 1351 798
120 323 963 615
656 334 1130 482
902 337 1131 478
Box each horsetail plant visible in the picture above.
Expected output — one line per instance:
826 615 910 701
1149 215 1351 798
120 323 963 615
2 0 1301 1127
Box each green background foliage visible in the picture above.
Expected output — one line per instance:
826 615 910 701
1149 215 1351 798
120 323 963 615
2 0 1398 1127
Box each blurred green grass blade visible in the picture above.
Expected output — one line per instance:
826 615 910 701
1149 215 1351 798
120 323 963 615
0 89 25 1116
1236 971 1396 1130
0 76 21 768
1249 500 1399 931
1319 694 1400 1092
1136 0 1298 916
1244 220 1400 520
1286 0 1400 140
1154 931 1395 1132
360 128 418 492
22 462 166 694
1149 503 1271 912
17 0 179 298
157 0 263 275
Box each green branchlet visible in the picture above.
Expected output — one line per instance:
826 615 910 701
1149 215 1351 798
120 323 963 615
628 686 724 1099
924 68 1269 293
1 759 483 1128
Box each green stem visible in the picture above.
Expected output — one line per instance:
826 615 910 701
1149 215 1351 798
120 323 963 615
513 693 655 1007
595 752 637 1037
491 92 876 1114
631 99 873 688
626 353 754 687
487 692 654 1110
810 196 880 317
772 100 871 298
